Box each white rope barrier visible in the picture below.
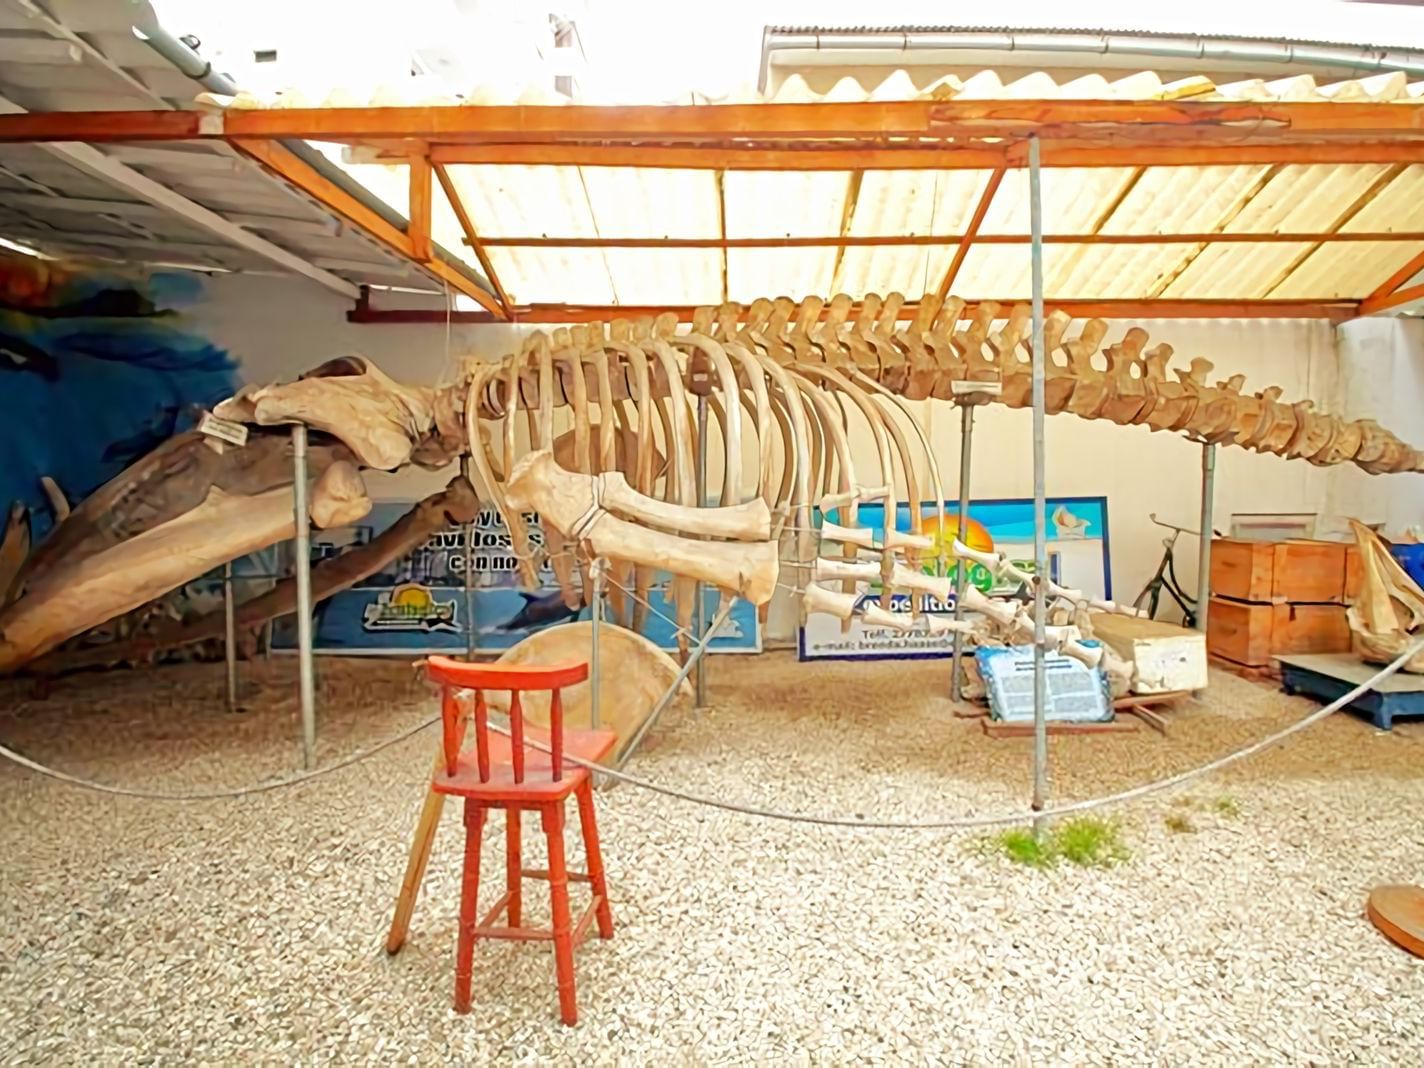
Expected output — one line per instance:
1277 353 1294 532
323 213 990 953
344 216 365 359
1 639 1419 821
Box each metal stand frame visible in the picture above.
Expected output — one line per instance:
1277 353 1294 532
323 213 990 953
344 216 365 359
694 393 710 708
949 404 975 702
292 424 317 769
1196 444 1216 634
222 561 238 712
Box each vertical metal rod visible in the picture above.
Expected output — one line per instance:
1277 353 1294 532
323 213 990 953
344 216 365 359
292 423 316 769
694 393 709 709
222 561 238 712
1196 443 1216 634
1029 135 1050 838
949 403 975 702
590 558 604 729
462 458 476 658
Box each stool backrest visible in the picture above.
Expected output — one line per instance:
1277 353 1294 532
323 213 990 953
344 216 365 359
426 656 590 783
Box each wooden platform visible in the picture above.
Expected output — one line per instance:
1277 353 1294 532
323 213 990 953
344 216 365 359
1209 653 1281 683
1278 652 1424 731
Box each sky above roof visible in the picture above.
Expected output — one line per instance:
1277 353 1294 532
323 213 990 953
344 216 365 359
150 0 1424 103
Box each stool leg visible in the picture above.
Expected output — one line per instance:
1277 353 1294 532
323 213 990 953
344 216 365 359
576 779 614 939
506 807 523 928
541 804 578 1026
454 799 486 1015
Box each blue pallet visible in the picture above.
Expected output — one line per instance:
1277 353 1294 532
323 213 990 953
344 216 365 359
1277 653 1424 731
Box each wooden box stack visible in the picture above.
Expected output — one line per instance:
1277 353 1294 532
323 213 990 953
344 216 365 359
1207 538 1360 670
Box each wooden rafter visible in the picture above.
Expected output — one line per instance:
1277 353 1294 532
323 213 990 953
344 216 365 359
1360 281 1424 315
828 170 864 293
935 166 1005 301
408 149 432 262
349 297 1357 326
231 137 506 319
468 231 1424 249
433 160 513 316
1362 247 1424 309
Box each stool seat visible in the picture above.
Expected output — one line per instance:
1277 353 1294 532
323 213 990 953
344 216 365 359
433 726 617 802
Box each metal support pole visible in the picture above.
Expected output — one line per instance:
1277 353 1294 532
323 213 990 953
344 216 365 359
1196 443 1216 633
1029 135 1050 838
590 557 605 729
950 404 975 702
694 393 709 709
292 423 317 769
617 598 736 770
222 561 238 712
462 458 476 659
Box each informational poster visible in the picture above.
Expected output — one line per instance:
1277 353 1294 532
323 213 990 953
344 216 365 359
798 496 1111 661
274 502 760 655
976 644 1112 723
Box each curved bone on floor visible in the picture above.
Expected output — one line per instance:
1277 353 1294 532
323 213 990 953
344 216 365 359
1 503 28 607
801 582 859 621
309 461 371 529
487 620 690 758
505 451 778 605
216 356 435 471
820 520 877 548
860 603 915 632
813 557 883 584
0 482 310 674
592 471 771 541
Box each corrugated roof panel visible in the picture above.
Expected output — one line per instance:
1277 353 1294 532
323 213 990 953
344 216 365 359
1162 243 1317 298
847 169 993 236
727 247 837 303
1224 164 1391 231
602 249 723 305
450 164 596 239
979 168 1138 234
834 243 951 297
1100 166 1272 234
1342 165 1424 230
579 168 720 239
723 171 851 238
1271 243 1424 299
488 248 615 304
1051 244 1202 299
951 244 1073 300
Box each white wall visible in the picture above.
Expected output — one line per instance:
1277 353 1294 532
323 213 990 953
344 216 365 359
190 272 1416 639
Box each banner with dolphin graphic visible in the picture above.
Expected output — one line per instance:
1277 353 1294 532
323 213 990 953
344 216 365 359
277 501 761 654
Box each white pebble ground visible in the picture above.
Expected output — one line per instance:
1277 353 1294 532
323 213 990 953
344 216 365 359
1 653 1421 1063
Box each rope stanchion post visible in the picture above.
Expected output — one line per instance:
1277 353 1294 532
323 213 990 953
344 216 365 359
292 423 317 769
695 393 709 710
950 404 974 703
1029 133 1050 838
223 561 238 712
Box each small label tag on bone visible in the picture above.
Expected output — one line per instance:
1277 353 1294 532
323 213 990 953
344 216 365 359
198 411 249 446
950 380 1004 396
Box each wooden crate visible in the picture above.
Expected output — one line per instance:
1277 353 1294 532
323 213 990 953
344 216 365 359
1210 538 1353 605
1089 612 1207 694
1207 597 1352 666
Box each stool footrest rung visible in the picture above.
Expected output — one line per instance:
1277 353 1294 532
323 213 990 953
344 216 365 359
521 867 592 884
476 896 603 946
478 890 513 929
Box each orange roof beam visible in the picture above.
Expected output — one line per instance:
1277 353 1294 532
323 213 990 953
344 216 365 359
231 137 507 319
349 296 1358 326
466 232 1424 249
1361 248 1424 313
433 160 513 317
936 166 1005 302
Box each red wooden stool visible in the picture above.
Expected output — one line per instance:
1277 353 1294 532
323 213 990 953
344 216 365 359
425 655 616 1026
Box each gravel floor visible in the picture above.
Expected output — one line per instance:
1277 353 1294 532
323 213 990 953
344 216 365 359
1 653 1422 1064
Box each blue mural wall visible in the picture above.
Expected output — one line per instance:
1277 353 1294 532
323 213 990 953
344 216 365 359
0 254 238 539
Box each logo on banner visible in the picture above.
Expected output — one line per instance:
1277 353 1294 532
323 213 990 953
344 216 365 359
362 583 459 632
